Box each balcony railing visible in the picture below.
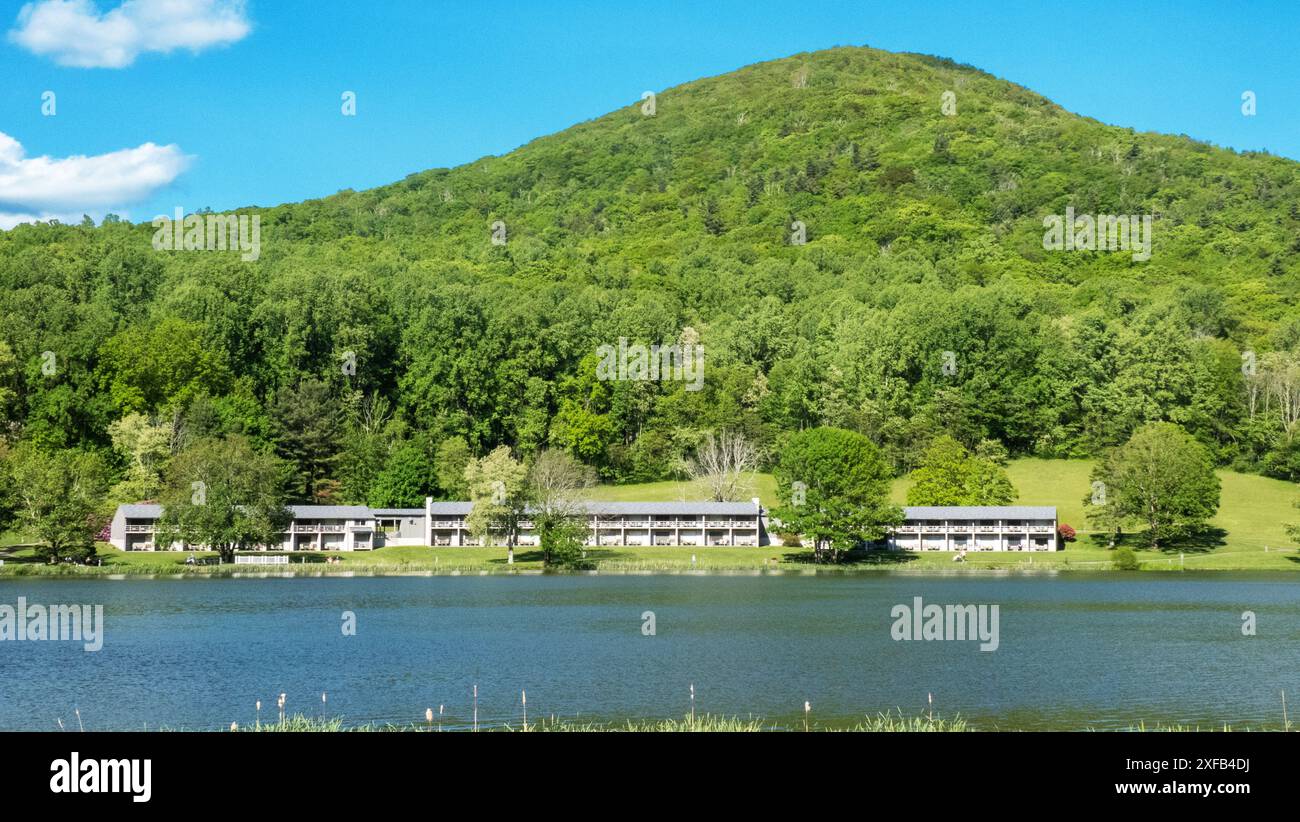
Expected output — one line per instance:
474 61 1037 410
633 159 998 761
589 519 757 529
894 523 1053 534
124 524 154 533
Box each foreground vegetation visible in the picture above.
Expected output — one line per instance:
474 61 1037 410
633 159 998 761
224 712 971 732
194 711 1293 732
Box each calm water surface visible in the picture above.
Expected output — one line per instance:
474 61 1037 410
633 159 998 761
0 573 1296 730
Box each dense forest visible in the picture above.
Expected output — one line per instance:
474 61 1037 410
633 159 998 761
3 46 1300 514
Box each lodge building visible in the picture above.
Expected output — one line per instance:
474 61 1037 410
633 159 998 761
883 506 1059 552
425 500 763 547
109 499 766 551
108 500 1058 552
109 504 426 552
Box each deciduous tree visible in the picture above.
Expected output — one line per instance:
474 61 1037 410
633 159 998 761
771 427 901 563
464 446 529 562
156 436 292 563
1086 422 1220 549
906 435 1015 506
8 444 110 564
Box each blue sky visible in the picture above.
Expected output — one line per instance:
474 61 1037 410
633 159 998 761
0 0 1297 226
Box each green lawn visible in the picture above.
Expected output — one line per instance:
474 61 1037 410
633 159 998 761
3 459 1298 575
583 471 777 507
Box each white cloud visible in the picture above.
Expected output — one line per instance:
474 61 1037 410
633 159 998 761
9 0 251 68
0 131 190 227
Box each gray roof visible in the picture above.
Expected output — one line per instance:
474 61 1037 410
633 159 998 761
583 501 758 515
903 506 1056 520
118 499 763 520
428 500 759 516
428 502 474 515
117 503 373 520
118 503 163 518
288 505 374 519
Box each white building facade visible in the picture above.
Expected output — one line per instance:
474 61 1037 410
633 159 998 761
884 506 1059 552
108 504 426 552
109 500 766 551
109 500 1055 553
426 500 765 548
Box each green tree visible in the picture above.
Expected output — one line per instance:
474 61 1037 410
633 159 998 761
1087 422 1220 549
1083 471 1126 549
434 437 472 499
0 340 18 432
272 379 344 502
156 436 292 563
771 427 901 563
8 444 110 564
368 437 437 508
337 394 393 504
96 318 230 414
464 445 529 562
528 449 594 567
906 435 1015 506
106 412 174 505
0 441 14 531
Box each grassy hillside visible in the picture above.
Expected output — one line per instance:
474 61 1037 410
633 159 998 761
584 471 778 505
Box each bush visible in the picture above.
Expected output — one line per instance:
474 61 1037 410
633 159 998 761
1058 523 1076 542
1111 547 1141 570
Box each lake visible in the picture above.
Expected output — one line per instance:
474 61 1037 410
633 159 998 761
0 573 1296 730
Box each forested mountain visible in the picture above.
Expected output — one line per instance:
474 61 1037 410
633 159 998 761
3 45 1300 507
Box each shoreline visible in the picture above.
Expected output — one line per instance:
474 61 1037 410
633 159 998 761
5 539 1297 578
2 564 1297 580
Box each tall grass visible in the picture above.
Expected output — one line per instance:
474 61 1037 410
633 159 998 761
226 711 972 732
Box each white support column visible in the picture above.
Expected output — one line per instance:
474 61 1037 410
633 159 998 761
424 497 433 547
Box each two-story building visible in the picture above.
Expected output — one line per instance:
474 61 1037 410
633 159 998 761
426 500 765 548
109 499 767 551
884 506 1059 552
110 504 408 552
110 500 1055 553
